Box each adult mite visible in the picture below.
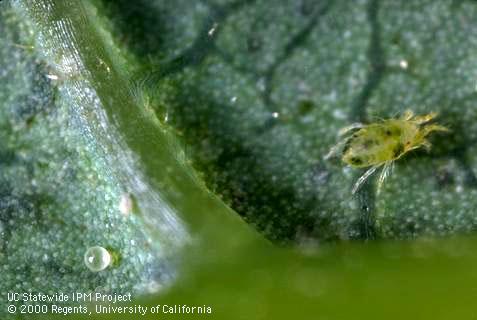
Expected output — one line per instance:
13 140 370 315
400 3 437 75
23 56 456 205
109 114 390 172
325 110 449 194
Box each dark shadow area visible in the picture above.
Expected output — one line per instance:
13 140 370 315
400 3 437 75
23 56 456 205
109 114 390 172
350 0 386 123
260 1 333 110
148 0 388 242
168 84 339 243
108 0 477 243
421 110 477 189
98 0 168 61
0 182 58 252
349 181 377 240
147 0 258 79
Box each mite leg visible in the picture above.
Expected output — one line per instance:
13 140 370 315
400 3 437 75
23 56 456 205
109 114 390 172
421 124 450 136
338 123 364 136
390 161 395 175
412 112 438 124
407 138 432 153
352 164 381 194
324 136 352 160
401 109 414 121
325 124 364 160
420 139 432 152
377 161 392 195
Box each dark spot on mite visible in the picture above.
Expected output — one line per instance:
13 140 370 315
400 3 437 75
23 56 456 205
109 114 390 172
343 140 352 153
384 127 401 137
393 143 404 157
362 139 378 149
351 157 363 165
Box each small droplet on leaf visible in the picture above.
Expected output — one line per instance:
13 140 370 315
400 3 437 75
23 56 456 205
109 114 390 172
84 246 111 272
399 59 408 69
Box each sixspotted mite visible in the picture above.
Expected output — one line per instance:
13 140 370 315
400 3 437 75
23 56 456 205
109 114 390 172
325 110 449 194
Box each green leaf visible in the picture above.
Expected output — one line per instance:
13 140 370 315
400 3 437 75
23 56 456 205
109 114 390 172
143 0 477 241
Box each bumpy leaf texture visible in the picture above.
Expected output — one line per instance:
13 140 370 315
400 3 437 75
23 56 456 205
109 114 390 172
111 0 477 242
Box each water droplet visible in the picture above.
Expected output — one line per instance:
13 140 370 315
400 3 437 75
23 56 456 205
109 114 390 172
399 59 408 69
84 246 111 272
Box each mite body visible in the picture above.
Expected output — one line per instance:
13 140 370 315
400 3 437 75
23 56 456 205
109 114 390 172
325 110 449 194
